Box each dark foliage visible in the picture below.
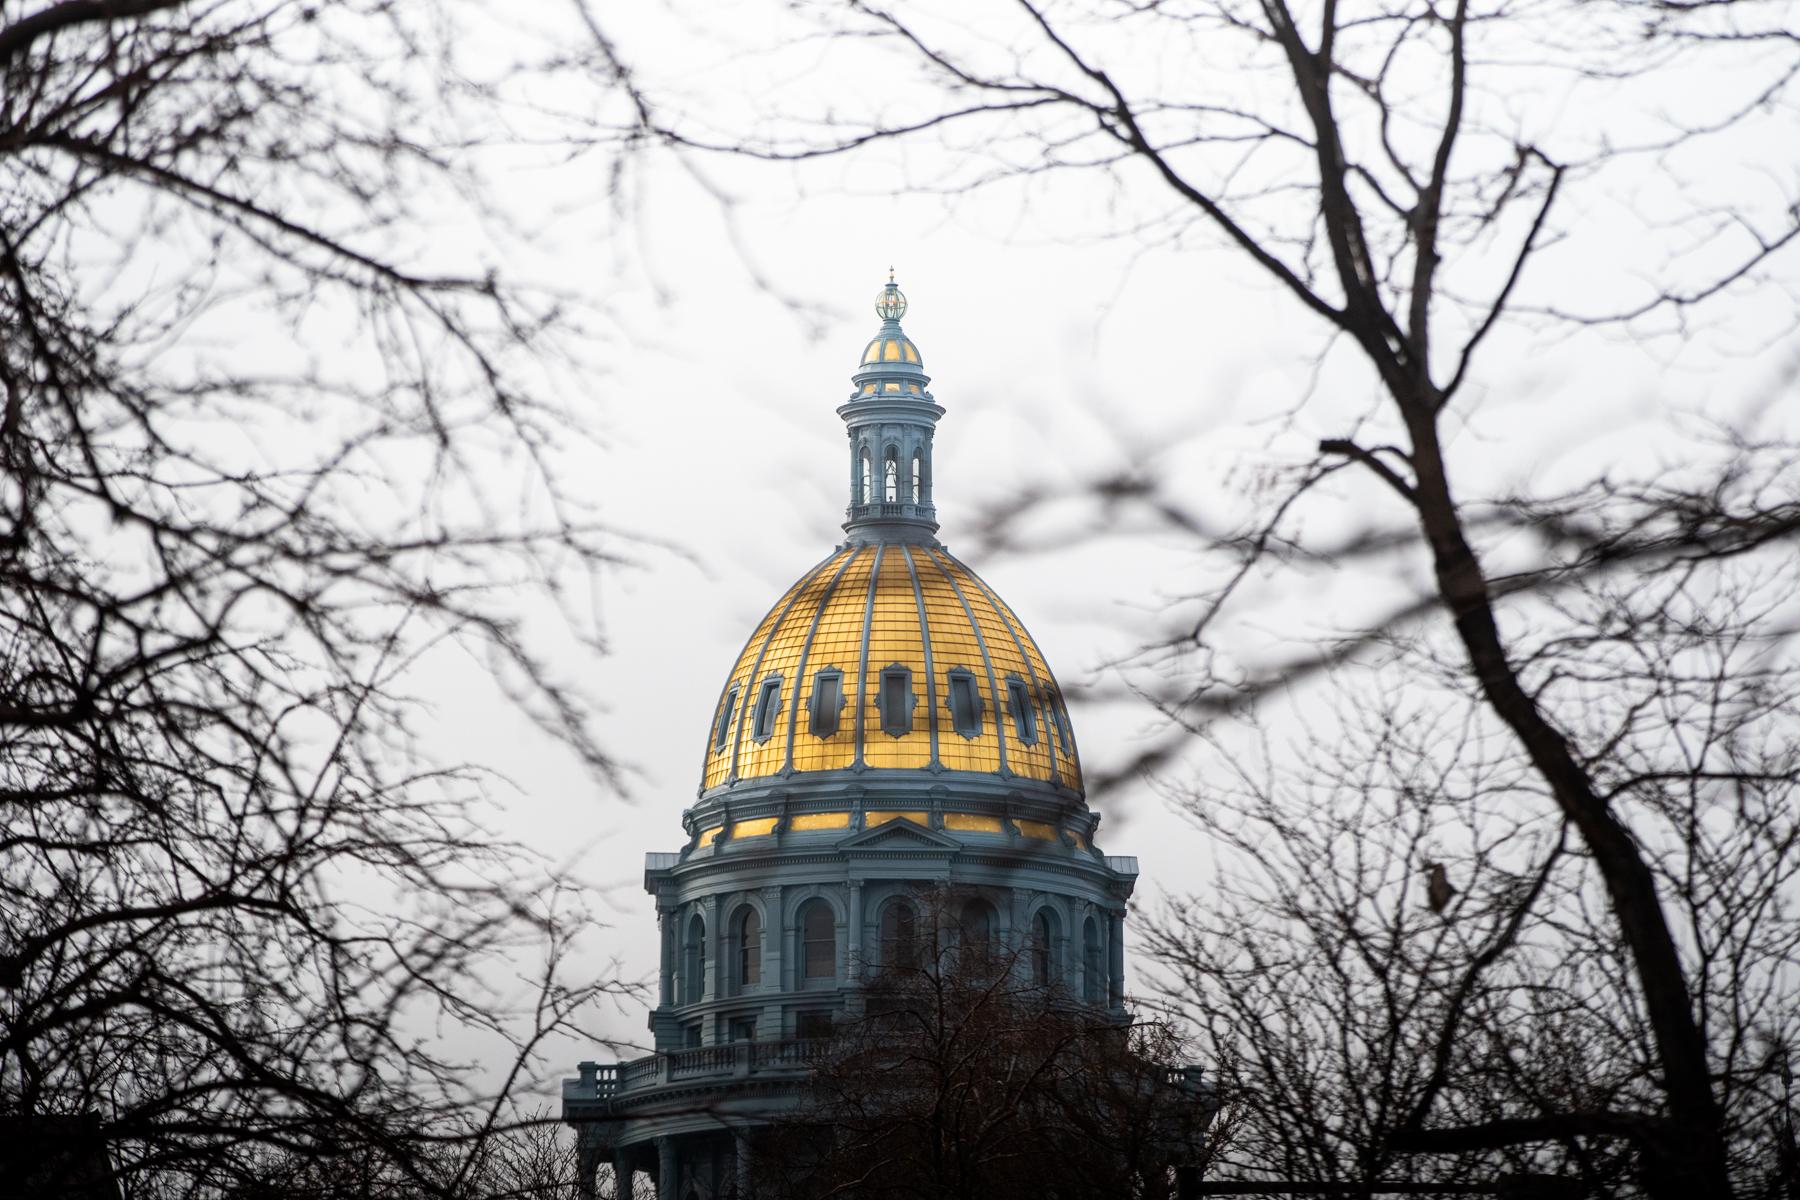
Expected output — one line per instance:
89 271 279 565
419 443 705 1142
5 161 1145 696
1 1 632 1194
755 890 1210 1200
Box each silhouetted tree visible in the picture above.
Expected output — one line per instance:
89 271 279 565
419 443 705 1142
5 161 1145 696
2 1 634 1194
1146 570 1800 1195
754 888 1212 1200
205 1110 587 1200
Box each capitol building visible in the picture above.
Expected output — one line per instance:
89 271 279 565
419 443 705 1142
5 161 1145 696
562 277 1201 1199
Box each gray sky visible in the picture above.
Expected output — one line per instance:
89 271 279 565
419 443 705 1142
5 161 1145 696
404 0 1800 1091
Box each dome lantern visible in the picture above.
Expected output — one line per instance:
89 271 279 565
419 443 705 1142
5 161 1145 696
840 271 942 544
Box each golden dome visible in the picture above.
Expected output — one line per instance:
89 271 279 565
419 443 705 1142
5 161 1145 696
700 542 1081 796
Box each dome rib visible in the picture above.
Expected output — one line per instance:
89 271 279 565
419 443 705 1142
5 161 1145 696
919 545 1010 777
952 549 1058 778
712 550 839 788
980 574 1082 783
779 545 866 773
898 544 941 768
850 543 886 769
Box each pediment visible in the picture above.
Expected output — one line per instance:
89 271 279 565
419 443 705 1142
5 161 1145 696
838 818 960 853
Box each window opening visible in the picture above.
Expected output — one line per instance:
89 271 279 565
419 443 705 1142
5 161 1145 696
736 907 762 990
810 669 844 737
884 448 899 503
801 900 836 980
683 914 707 1005
860 450 872 504
751 677 781 741
683 1023 703 1048
729 1017 757 1043
880 901 919 972
947 671 983 738
714 685 739 751
960 898 996 972
1007 679 1038 744
879 666 912 737
911 453 922 502
796 1011 833 1040
1083 917 1102 1005
1031 910 1056 986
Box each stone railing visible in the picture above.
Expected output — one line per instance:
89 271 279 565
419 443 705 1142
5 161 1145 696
750 1037 828 1069
844 500 934 523
565 1038 827 1103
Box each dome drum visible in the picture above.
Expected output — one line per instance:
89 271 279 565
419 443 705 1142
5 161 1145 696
677 789 1103 861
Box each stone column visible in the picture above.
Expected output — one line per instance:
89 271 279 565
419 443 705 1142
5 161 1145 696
1109 909 1126 1007
656 1136 678 1200
574 1131 602 1200
657 906 675 1008
781 904 799 994
846 879 864 980
761 884 784 1003
1011 887 1032 985
703 893 722 1010
612 1149 635 1200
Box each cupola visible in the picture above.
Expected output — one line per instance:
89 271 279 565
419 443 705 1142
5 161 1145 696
839 273 943 543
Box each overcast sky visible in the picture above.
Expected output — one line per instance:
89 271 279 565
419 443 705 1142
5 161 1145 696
397 0 1800 1087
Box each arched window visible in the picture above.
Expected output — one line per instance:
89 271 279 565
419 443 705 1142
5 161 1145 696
860 450 872 504
884 448 899 503
959 898 996 972
1031 908 1059 987
683 913 707 1005
734 906 762 992
800 899 836 981
1082 916 1103 1005
879 900 919 973
910 453 922 502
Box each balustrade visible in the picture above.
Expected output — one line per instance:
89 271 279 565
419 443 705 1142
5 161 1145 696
578 1038 823 1099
